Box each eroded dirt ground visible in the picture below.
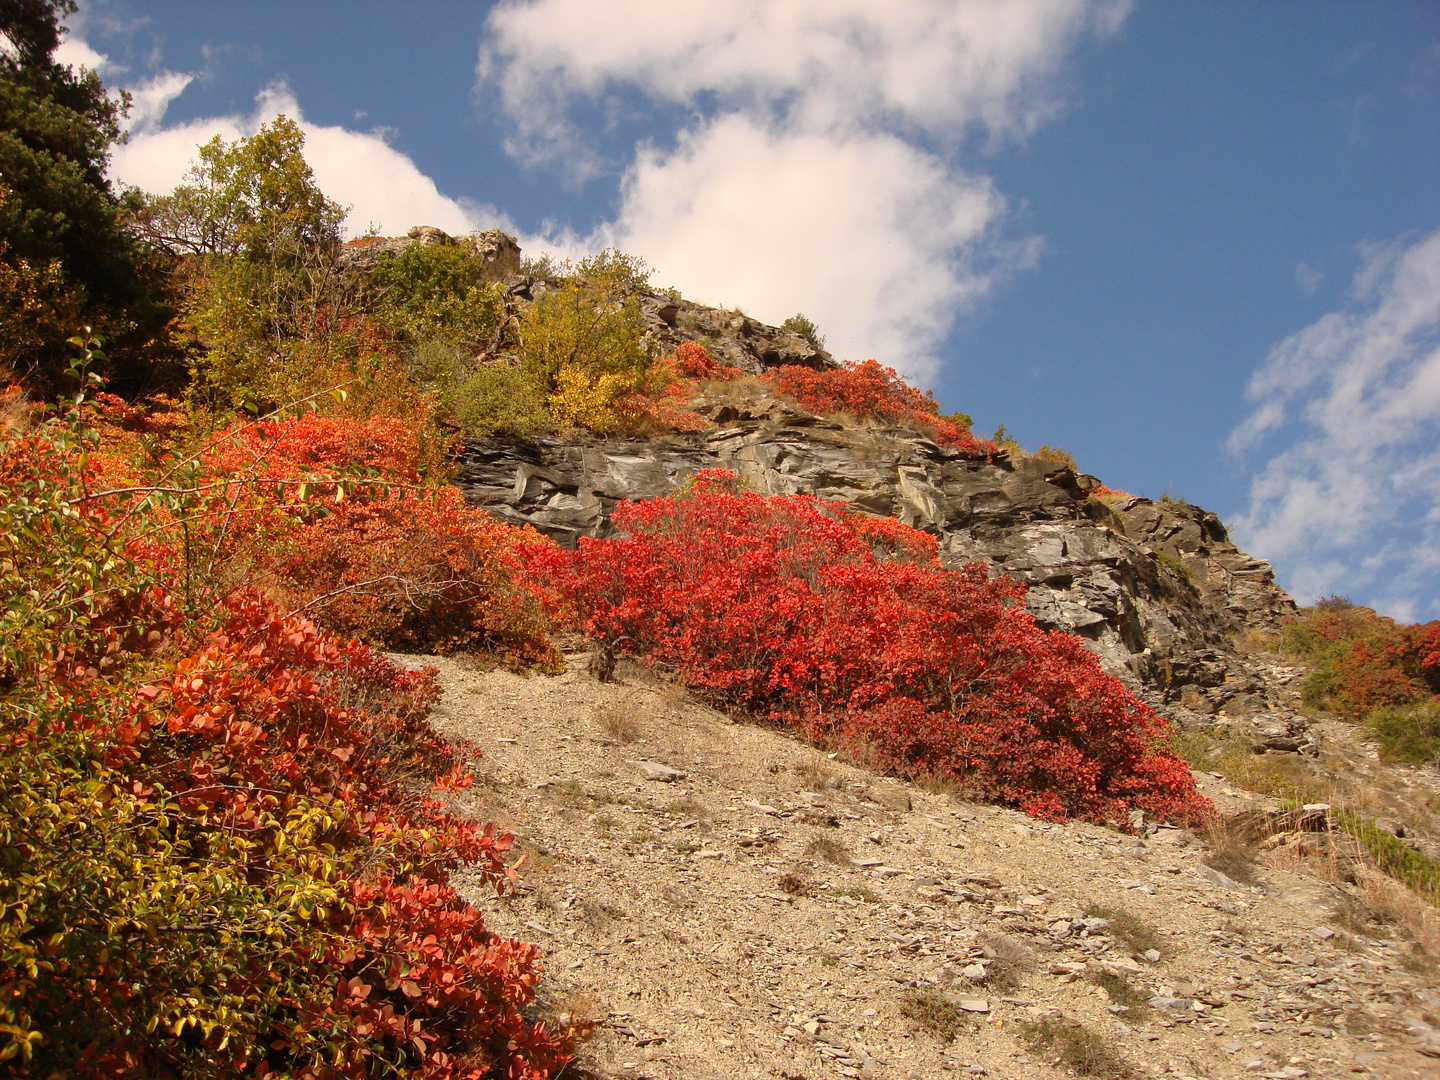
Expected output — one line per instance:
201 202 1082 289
394 650 1440 1080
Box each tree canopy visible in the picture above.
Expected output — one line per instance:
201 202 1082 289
0 0 177 394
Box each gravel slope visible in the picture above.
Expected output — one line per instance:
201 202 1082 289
395 650 1440 1080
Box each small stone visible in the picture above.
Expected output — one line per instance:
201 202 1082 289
962 963 987 981
1311 926 1336 940
631 760 686 782
802 1020 820 1035
958 998 990 1013
1144 949 1162 963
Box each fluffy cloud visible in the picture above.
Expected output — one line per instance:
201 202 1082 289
587 116 1017 379
1228 228 1440 620
479 0 1127 380
109 83 498 239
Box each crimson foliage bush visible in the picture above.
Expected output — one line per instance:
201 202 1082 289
537 470 1208 826
0 389 576 1076
764 359 995 458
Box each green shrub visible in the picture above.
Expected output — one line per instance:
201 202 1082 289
574 248 651 292
369 240 505 346
1364 700 1440 766
447 360 551 436
781 312 825 349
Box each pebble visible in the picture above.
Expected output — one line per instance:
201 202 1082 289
631 760 686 782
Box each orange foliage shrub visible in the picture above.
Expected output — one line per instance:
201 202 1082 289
536 470 1208 826
1284 603 1440 717
764 359 994 457
1 402 578 1076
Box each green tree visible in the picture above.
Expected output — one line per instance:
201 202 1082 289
368 239 504 348
138 115 344 260
144 117 353 408
0 0 177 393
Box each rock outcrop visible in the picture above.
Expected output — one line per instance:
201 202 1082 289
361 228 1298 728
455 384 1297 725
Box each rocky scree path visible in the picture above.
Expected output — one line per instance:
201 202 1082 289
393 650 1440 1080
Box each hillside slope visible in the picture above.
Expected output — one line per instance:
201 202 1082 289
405 649 1440 1080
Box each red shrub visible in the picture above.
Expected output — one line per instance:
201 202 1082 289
537 470 1208 826
764 359 996 458
673 341 741 381
90 409 562 663
1285 604 1440 715
1 412 579 1077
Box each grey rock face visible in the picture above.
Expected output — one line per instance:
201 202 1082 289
338 226 520 277
454 392 1297 719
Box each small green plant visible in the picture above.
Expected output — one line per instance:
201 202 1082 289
781 313 825 349
1017 1016 1138 1078
898 989 973 1042
1083 904 1163 957
1364 701 1440 766
1151 548 1194 582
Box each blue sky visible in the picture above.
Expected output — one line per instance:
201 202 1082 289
60 1 1440 619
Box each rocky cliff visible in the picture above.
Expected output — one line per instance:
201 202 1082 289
453 369 1299 736
354 227 1301 736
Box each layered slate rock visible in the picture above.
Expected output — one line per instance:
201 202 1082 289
455 388 1297 724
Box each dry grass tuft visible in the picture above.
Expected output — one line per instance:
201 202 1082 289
976 930 1035 989
593 698 644 743
806 834 853 865
1083 904 1163 958
1017 1015 1139 1079
793 751 839 791
898 989 975 1042
1204 815 1262 884
777 871 810 896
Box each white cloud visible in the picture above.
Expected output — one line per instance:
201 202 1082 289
110 82 503 239
479 0 1127 381
121 70 196 134
586 116 1015 380
1229 227 1440 618
53 34 114 76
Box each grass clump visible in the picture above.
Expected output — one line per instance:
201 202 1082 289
1364 700 1440 766
1083 904 1163 957
594 699 644 743
898 989 974 1042
1203 816 1262 885
1151 548 1194 582
1017 1016 1139 1078
1332 807 1440 904
806 834 853 865
976 930 1035 989
831 884 880 904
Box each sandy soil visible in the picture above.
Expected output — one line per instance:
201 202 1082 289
393 649 1440 1080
